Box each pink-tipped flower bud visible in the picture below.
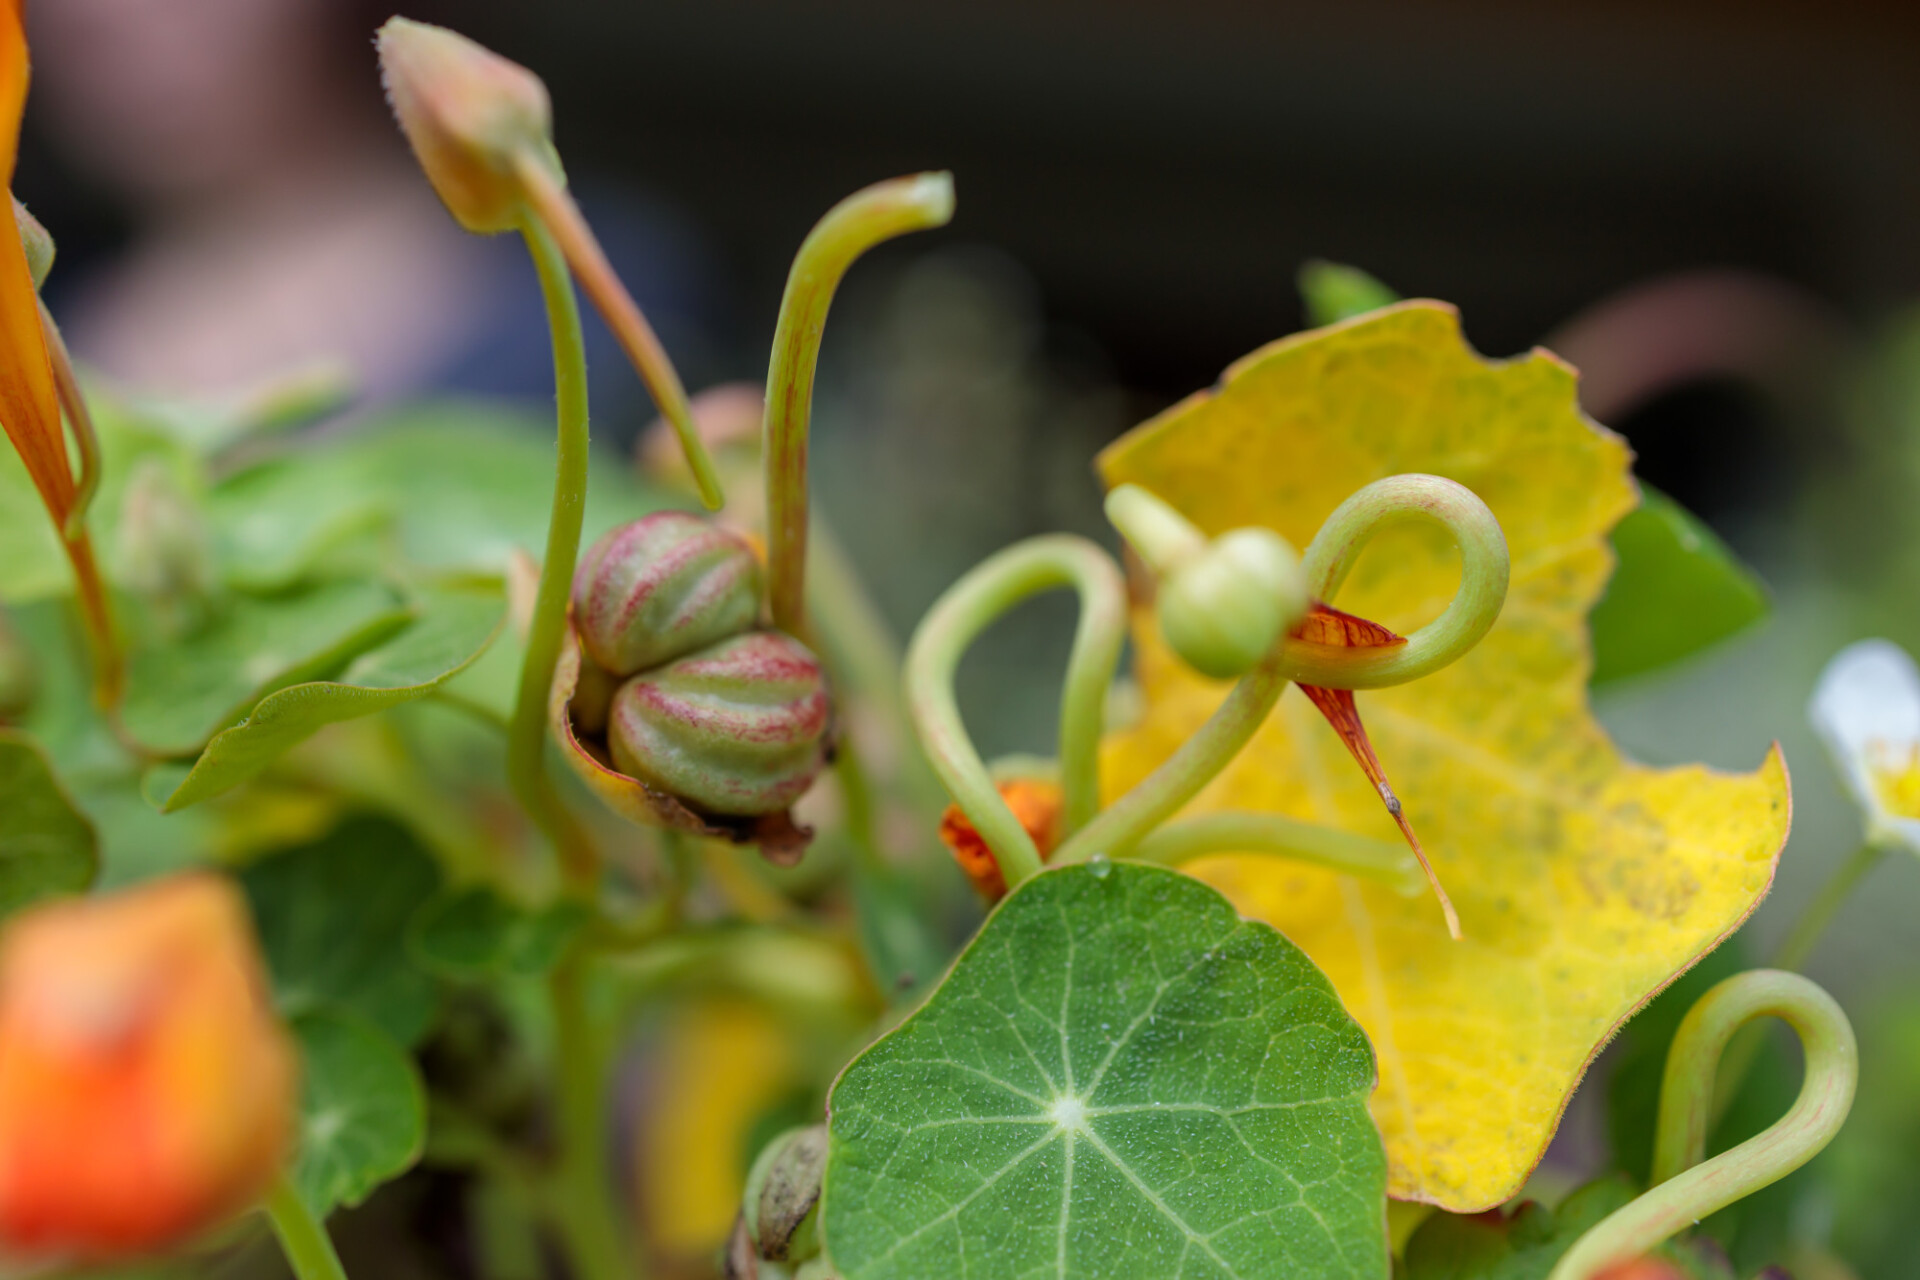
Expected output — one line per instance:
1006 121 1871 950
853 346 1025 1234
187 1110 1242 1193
608 632 830 816
376 18 557 234
573 512 764 678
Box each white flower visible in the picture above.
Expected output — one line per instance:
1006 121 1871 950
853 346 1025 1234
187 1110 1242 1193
1809 638 1920 854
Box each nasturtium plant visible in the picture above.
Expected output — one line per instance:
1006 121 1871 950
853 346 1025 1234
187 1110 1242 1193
825 862 1388 1280
0 10 1878 1280
1098 303 1791 1209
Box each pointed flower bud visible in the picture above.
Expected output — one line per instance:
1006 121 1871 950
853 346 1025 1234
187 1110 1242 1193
608 631 831 816
573 512 764 678
0 874 296 1258
376 17 556 234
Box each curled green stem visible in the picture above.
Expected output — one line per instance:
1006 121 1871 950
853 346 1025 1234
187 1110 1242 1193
506 211 597 892
765 172 955 634
1130 811 1423 892
516 156 722 509
1548 970 1858 1280
1053 474 1506 865
263 1171 350 1280
1285 474 1509 688
904 534 1126 888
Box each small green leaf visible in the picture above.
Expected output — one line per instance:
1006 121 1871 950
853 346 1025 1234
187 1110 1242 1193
242 816 443 1046
410 885 588 979
151 585 505 810
290 1010 426 1217
1589 484 1768 685
1299 260 1401 327
824 862 1387 1280
120 580 412 756
0 730 96 918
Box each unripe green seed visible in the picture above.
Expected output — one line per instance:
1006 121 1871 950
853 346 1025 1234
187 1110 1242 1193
1158 526 1309 680
608 631 830 816
572 512 763 678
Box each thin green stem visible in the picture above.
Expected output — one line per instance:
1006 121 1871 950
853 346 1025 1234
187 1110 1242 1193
1130 811 1423 892
1105 483 1206 576
904 534 1127 888
764 173 954 634
508 212 598 893
263 1172 349 1280
1052 474 1507 866
1548 970 1857 1280
546 952 630 1280
517 156 721 509
1771 839 1887 974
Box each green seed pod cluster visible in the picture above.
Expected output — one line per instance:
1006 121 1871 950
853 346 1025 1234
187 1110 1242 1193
571 513 831 817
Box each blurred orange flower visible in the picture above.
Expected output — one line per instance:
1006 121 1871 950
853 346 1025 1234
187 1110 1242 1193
938 778 1064 901
0 875 296 1258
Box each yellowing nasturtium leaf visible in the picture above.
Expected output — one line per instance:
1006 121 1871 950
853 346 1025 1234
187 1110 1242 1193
1097 302 1790 1211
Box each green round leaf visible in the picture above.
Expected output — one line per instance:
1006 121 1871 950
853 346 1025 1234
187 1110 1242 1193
291 1010 426 1217
242 816 443 1046
824 862 1387 1280
0 730 96 918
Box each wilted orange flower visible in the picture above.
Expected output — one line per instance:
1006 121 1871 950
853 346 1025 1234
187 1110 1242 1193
0 875 296 1258
939 779 1064 902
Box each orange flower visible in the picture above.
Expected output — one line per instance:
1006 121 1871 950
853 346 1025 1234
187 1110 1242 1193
939 779 1064 902
0 875 296 1258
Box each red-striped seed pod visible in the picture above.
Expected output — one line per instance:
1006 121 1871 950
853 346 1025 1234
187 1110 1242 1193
608 631 830 816
572 512 763 678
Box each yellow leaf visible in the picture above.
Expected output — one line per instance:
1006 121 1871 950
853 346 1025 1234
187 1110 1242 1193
634 999 797 1258
1097 301 1790 1211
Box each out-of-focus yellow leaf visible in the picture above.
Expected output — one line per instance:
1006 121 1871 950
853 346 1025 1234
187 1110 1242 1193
1098 302 1790 1212
635 999 796 1259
